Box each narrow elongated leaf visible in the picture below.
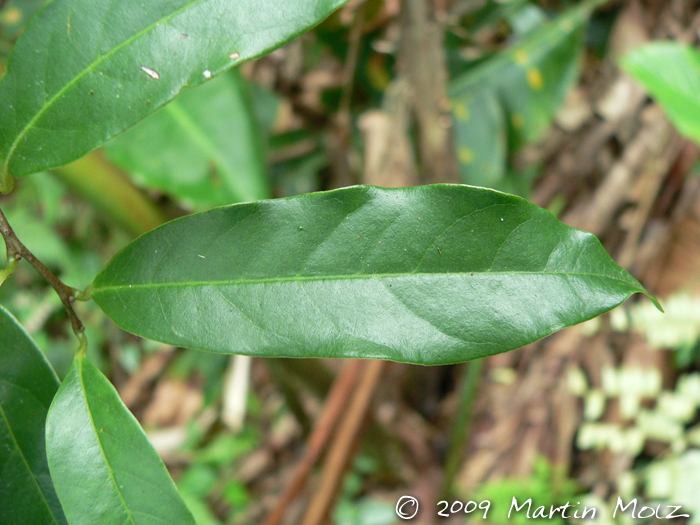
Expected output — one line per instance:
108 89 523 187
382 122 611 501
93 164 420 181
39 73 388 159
90 185 660 365
622 42 700 146
46 355 196 525
104 70 268 208
450 0 596 188
0 0 348 191
0 305 66 525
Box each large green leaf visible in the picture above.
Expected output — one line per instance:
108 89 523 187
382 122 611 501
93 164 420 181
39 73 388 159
89 185 660 365
0 304 66 525
46 355 196 525
622 42 700 146
449 0 596 189
103 70 268 208
0 0 348 192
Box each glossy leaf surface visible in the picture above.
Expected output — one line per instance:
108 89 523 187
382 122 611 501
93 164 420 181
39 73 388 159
450 0 594 189
0 0 348 190
91 185 659 365
622 42 700 146
46 355 196 525
0 305 66 525
104 70 268 208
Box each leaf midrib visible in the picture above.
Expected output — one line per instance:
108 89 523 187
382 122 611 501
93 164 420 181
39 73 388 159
77 360 138 525
2 0 208 175
92 270 635 293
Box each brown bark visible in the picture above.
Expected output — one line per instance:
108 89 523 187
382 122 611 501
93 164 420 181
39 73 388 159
400 0 458 183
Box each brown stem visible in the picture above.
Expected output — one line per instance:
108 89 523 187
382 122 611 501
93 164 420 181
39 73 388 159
300 359 387 525
0 206 85 338
263 360 363 525
400 0 458 183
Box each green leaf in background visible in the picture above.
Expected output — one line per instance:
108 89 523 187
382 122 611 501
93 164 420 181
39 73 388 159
450 0 596 188
0 0 46 41
335 498 397 525
452 90 508 189
621 42 700 146
104 70 268 208
90 185 659 366
177 464 222 525
46 354 196 525
507 3 548 38
0 0 349 193
0 305 66 525
460 0 529 35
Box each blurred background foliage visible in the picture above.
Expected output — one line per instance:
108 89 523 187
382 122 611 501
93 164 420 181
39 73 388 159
3 0 700 523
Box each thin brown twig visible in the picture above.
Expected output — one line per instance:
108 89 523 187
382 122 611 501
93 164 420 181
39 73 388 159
263 360 363 525
300 359 387 525
0 206 85 338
